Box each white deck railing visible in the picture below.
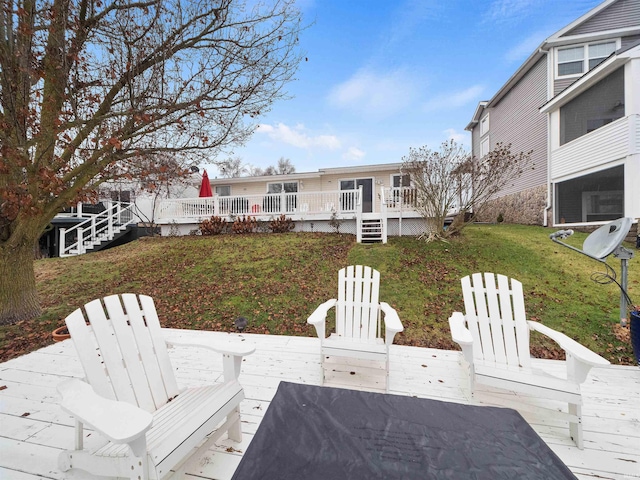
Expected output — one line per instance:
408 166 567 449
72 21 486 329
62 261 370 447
383 187 419 212
157 189 362 220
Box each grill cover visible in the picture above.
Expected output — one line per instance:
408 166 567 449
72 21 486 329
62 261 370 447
231 381 576 480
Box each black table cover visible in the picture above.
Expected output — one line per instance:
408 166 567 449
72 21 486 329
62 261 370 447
231 381 576 480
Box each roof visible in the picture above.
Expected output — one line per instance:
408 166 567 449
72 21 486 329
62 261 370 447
208 162 404 184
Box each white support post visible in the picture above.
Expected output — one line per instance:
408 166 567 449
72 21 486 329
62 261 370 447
356 186 363 243
108 207 114 239
280 191 286 215
59 228 66 257
76 202 83 217
380 186 388 244
77 227 84 255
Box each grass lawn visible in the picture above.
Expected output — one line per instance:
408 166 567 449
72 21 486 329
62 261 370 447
1 224 638 364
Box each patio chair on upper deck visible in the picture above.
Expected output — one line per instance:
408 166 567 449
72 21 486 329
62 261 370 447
307 265 403 392
448 272 610 449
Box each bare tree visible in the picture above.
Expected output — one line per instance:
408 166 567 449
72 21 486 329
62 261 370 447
402 140 532 241
124 154 194 234
276 157 296 174
217 156 247 178
263 157 295 175
0 0 304 324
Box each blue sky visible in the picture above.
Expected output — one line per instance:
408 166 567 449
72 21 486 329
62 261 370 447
208 0 603 177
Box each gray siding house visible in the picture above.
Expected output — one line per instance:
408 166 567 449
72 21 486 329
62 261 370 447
467 0 640 228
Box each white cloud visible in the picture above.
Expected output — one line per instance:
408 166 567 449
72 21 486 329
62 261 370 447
443 128 469 145
423 85 484 112
328 68 420 119
483 0 541 24
257 123 341 150
504 31 546 63
342 147 366 161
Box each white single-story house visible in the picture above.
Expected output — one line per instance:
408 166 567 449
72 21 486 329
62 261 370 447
156 163 430 243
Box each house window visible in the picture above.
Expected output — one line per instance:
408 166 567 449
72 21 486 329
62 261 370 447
391 174 411 188
267 181 298 194
588 42 616 69
265 181 298 212
555 165 623 224
215 185 231 196
557 41 616 77
480 114 490 137
480 137 490 158
559 67 624 145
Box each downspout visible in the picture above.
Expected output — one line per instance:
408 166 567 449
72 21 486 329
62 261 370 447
539 45 552 227
544 112 552 227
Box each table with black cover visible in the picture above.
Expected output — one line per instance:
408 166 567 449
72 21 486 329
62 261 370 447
231 381 576 480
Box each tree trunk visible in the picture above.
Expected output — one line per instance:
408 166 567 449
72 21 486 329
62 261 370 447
0 239 42 325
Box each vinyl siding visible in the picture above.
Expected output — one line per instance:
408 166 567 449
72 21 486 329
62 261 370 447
554 77 577 96
563 0 640 36
485 57 548 197
622 34 640 48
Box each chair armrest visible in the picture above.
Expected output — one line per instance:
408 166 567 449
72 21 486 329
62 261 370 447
57 378 153 444
165 337 256 357
307 299 336 339
449 312 474 365
380 302 403 345
528 321 610 367
448 312 473 345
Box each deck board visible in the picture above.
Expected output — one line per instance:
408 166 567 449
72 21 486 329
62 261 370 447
1 329 639 480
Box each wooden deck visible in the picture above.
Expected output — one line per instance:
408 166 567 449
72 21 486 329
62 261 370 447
1 329 639 479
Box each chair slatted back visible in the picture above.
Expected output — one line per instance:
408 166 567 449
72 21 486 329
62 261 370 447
65 294 180 413
336 265 381 341
461 273 531 368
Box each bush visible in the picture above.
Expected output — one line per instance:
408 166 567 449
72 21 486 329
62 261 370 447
200 216 227 235
269 215 295 233
231 215 257 234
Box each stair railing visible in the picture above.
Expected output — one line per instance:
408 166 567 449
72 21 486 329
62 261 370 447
59 202 135 257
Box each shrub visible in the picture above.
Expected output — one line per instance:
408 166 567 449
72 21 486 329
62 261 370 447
231 215 257 234
269 215 295 233
328 210 343 234
497 213 504 223
200 216 227 235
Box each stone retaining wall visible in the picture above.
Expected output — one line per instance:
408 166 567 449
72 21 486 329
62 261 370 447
474 185 548 225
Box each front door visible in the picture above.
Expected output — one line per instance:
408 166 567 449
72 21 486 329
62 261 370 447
357 178 373 213
340 178 374 213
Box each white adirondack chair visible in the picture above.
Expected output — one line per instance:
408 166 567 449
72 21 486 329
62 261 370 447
448 273 610 449
307 265 403 392
56 293 255 480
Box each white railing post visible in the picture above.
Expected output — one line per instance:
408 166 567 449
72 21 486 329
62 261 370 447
108 206 114 239
214 195 219 216
356 186 363 243
77 227 84 255
59 228 66 257
76 202 83 217
380 186 388 244
280 190 286 214
91 216 96 240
